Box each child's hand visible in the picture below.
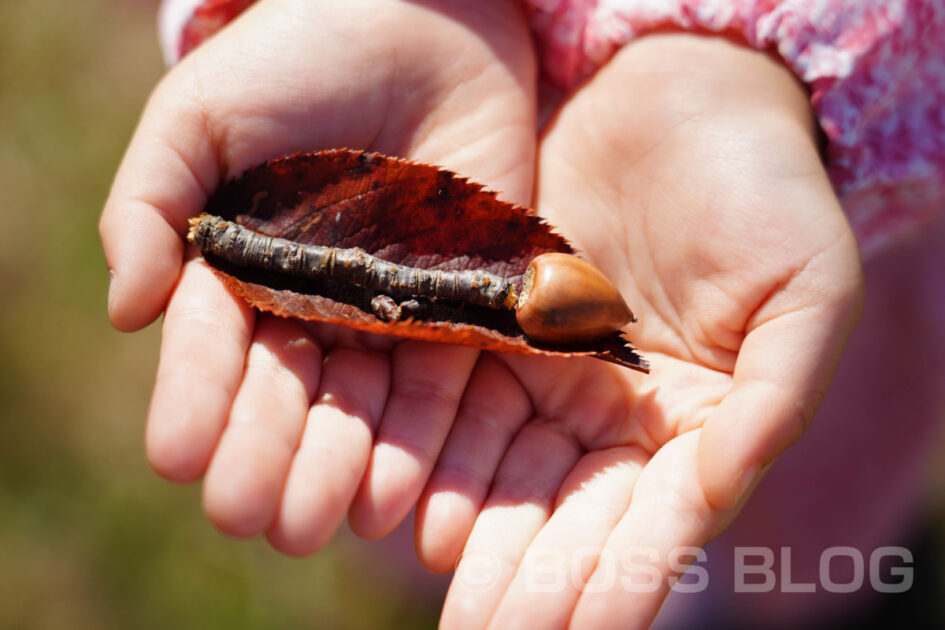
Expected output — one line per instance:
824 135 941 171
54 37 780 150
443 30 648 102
429 34 864 629
100 0 537 550
103 5 864 626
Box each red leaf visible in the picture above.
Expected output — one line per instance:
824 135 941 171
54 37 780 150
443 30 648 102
197 149 648 372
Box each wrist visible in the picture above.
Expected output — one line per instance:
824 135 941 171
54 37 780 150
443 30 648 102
609 32 818 153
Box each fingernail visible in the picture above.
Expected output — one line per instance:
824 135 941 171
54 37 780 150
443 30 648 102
736 464 759 503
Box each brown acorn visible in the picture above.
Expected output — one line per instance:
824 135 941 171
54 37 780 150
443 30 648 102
514 253 635 345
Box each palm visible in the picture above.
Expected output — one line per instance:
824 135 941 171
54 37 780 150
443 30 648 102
164 0 537 203
434 37 863 629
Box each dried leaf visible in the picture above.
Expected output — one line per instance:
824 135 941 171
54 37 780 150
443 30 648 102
196 149 649 372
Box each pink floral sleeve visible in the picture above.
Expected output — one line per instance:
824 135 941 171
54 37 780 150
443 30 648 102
158 0 945 258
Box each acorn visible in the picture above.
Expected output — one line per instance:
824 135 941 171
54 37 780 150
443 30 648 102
514 253 636 345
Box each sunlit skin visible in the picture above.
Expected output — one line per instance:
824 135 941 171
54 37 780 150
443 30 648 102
99 1 864 628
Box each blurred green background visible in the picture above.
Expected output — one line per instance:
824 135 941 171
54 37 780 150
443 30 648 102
0 1 441 627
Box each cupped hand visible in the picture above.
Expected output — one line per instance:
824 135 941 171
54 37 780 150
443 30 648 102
103 6 864 627
427 34 864 629
100 0 538 553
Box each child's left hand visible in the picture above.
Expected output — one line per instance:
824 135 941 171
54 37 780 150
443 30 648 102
429 33 865 629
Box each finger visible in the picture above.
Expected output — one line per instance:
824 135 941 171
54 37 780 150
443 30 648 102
440 421 583 630
100 78 220 331
570 432 715 630
147 258 254 482
415 355 533 573
202 316 323 538
698 239 864 508
266 348 390 556
487 447 646 629
348 342 479 540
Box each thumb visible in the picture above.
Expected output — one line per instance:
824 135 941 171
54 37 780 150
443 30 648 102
99 71 220 331
697 217 865 509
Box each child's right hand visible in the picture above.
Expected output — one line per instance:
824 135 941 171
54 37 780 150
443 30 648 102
99 0 537 549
